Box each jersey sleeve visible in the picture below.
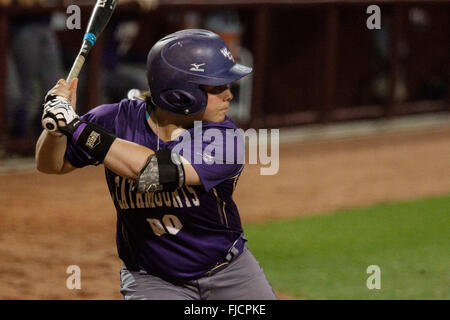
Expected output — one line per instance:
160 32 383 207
171 123 245 192
64 102 120 168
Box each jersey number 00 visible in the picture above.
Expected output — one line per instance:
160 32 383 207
146 215 183 236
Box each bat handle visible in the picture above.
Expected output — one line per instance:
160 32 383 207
42 117 58 132
67 55 86 83
43 55 85 132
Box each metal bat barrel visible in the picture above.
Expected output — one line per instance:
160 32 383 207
86 0 118 39
42 0 118 133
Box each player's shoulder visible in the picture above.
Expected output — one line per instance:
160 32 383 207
98 98 146 116
82 98 146 124
116 98 147 119
120 97 147 111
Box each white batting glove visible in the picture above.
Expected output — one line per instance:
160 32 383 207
42 96 79 137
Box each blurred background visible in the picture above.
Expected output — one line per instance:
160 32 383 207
0 0 448 155
0 0 448 300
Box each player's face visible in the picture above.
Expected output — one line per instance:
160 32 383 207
201 85 233 122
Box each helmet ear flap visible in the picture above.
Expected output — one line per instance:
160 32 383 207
160 89 195 107
159 88 208 115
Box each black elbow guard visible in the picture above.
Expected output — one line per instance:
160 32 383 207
134 149 185 193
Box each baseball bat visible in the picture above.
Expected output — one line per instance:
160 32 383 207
43 0 118 132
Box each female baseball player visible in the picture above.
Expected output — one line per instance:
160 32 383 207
36 29 276 300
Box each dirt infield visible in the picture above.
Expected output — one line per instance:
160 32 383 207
0 126 449 299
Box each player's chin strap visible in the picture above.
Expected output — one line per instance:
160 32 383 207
60 118 185 192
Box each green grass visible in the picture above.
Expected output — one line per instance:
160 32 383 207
244 195 450 299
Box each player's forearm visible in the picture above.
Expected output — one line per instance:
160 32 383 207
35 130 68 174
103 139 155 179
104 138 201 186
41 98 198 185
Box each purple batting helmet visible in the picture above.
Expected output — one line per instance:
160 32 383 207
146 29 252 115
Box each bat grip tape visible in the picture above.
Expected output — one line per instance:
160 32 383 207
67 55 85 83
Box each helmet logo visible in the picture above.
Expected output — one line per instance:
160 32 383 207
190 63 206 72
220 47 234 62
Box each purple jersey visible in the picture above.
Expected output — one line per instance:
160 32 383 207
65 99 246 282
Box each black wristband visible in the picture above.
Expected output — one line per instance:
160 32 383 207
60 119 116 164
134 149 185 193
155 149 180 191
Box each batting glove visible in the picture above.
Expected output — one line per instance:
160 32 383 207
42 96 79 137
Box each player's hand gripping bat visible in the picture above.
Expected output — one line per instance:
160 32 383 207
42 0 118 132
